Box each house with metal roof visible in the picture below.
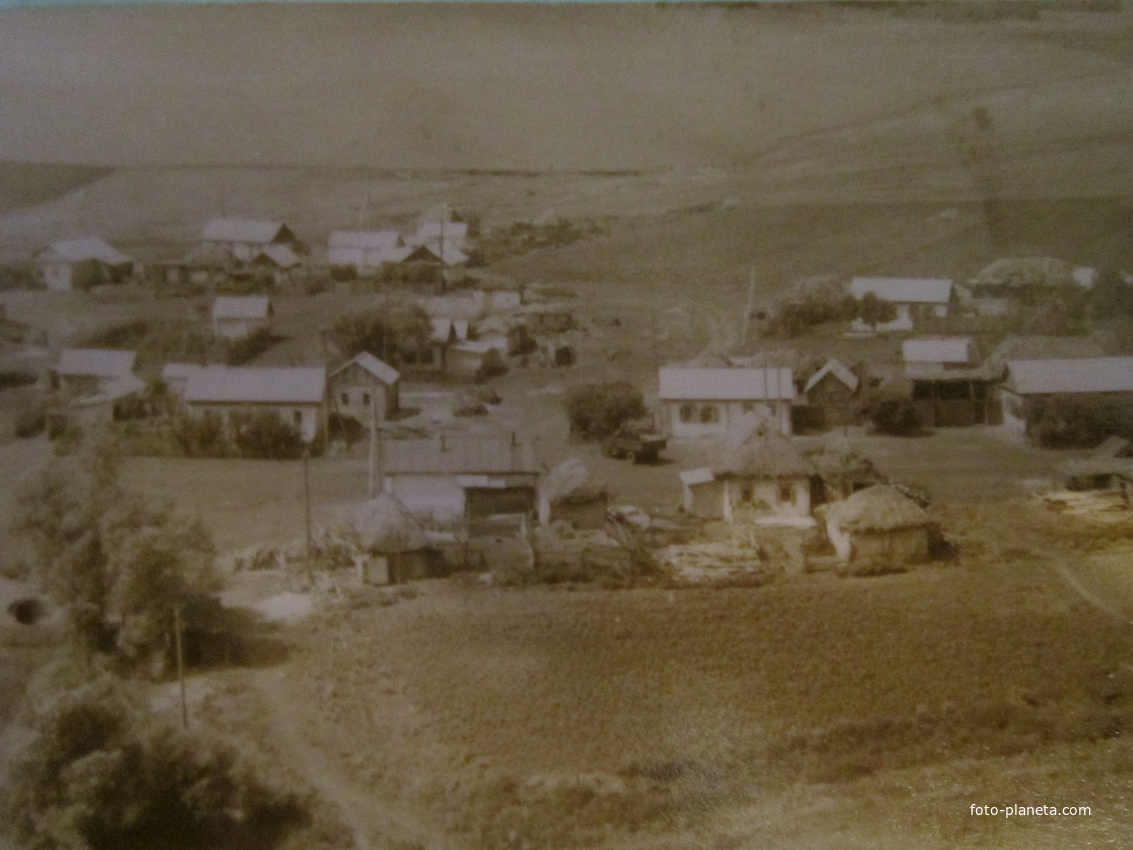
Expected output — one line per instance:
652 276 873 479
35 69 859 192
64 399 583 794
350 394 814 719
900 337 995 427
1000 357 1133 437
199 219 299 264
328 352 400 423
183 366 327 442
658 366 796 439
52 348 137 396
37 237 134 291
850 277 954 332
327 230 408 272
380 433 539 521
211 296 274 340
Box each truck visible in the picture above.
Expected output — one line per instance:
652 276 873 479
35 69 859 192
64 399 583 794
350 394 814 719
601 427 667 464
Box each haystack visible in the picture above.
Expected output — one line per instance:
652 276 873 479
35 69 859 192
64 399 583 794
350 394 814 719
352 491 427 554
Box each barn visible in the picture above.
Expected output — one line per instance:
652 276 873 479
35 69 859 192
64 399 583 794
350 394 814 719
329 351 400 423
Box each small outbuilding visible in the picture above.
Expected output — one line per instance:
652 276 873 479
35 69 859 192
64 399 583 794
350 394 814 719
329 351 400 422
351 492 439 584
211 296 273 340
819 484 933 572
38 237 134 291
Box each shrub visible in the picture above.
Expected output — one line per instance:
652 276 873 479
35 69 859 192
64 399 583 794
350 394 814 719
565 382 647 440
4 674 311 850
226 327 275 366
231 410 305 460
327 413 364 447
866 397 923 436
172 412 230 458
1027 395 1133 448
474 349 508 383
15 408 45 438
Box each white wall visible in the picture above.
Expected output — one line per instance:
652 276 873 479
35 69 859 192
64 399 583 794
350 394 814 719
665 400 791 439
383 474 466 521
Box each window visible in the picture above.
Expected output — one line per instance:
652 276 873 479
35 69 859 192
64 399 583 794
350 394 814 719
362 393 371 407
341 392 349 406
742 402 755 413
293 410 303 426
700 404 719 424
679 403 696 423
778 482 793 504
740 486 753 504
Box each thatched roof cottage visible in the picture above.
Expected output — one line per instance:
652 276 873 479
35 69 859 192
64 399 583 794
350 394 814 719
818 484 933 572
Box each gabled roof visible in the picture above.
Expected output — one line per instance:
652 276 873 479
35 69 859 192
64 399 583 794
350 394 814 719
71 373 147 407
804 358 859 394
659 367 796 402
328 230 403 250
252 244 301 269
984 336 1106 374
416 220 469 244
403 243 470 267
212 296 273 321
850 277 953 305
1005 358 1133 395
184 366 326 404
201 218 292 245
56 348 137 378
686 349 733 368
902 337 976 365
678 467 716 487
41 237 132 266
330 351 400 385
381 435 538 476
429 318 469 344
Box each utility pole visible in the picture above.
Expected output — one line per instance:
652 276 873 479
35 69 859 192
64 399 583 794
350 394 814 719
741 265 757 347
174 605 188 730
302 449 313 581
368 393 377 499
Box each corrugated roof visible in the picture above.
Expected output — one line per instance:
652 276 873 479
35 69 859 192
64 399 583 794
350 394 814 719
1006 358 1133 395
382 435 538 475
184 366 326 404
850 277 953 304
330 351 400 385
659 367 796 401
42 237 132 266
902 337 976 365
212 296 272 321
201 218 289 245
804 358 859 394
328 230 403 250
57 348 137 377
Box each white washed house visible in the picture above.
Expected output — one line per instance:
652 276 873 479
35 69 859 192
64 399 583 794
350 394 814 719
199 219 299 264
211 296 273 340
38 238 133 291
658 366 796 439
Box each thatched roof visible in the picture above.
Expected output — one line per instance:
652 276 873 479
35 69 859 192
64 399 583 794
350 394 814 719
806 433 878 480
352 492 427 553
709 422 813 480
823 485 929 533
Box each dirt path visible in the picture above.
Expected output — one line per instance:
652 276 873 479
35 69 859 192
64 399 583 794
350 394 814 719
243 667 464 850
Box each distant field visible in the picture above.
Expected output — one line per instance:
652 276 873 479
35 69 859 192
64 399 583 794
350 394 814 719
0 162 111 217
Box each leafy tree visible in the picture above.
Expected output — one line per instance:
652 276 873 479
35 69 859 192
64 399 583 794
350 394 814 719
1089 267 1133 323
231 410 306 460
1026 395 1133 448
4 674 315 850
855 292 898 328
171 411 229 458
332 302 431 365
14 435 219 670
566 382 647 439
866 397 923 436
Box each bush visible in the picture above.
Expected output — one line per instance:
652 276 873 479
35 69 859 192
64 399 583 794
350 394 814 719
226 327 275 366
566 382 647 440
474 349 508 383
1027 395 1133 448
327 412 365 447
4 674 312 850
231 411 305 460
866 398 923 436
15 408 45 438
172 412 230 458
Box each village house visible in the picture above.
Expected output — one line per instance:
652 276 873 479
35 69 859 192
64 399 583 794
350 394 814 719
795 357 860 431
849 277 954 332
37 237 134 291
902 336 995 427
211 296 273 340
327 230 408 272
199 219 301 264
659 366 796 439
678 424 813 522
161 363 202 398
818 484 934 572
999 357 1133 438
380 433 540 522
328 351 400 422
51 348 138 396
183 366 327 442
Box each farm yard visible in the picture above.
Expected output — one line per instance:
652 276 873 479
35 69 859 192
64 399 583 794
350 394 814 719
4 3 1133 850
